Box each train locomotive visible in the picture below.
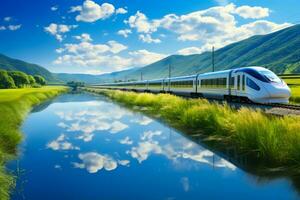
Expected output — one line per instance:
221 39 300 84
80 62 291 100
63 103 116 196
94 67 291 104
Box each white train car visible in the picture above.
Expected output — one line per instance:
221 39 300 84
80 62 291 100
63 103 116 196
93 66 291 104
168 75 197 96
147 79 164 93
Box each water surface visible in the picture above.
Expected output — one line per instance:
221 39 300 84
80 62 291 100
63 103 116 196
9 93 299 200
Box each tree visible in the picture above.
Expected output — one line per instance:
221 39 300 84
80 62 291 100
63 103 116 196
27 75 36 85
33 75 46 85
0 70 16 89
8 71 30 88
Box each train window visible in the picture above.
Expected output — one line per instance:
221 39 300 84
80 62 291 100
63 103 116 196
246 78 260 91
230 77 235 89
200 78 227 89
237 75 240 90
242 75 245 91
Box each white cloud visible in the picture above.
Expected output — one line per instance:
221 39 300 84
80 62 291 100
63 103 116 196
141 130 161 141
47 134 80 151
234 5 269 19
119 136 133 145
125 4 291 52
128 140 162 163
129 50 167 66
118 160 130 166
109 121 128 133
117 29 132 38
107 40 128 53
44 23 77 42
4 17 12 22
51 6 59 11
126 11 158 33
130 116 152 125
74 33 93 42
0 26 6 31
73 152 118 173
116 8 128 14
72 0 125 22
139 34 161 43
8 24 21 31
177 47 204 55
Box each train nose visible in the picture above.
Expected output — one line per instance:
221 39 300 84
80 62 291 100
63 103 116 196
267 83 291 103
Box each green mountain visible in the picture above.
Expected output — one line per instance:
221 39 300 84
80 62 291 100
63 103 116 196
95 24 300 83
0 54 57 82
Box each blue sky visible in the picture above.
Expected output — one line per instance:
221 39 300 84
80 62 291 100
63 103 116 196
0 0 299 74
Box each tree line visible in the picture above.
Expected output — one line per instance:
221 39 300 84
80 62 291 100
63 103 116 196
0 70 46 89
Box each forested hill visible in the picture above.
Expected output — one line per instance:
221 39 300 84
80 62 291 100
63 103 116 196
0 54 57 82
96 24 300 82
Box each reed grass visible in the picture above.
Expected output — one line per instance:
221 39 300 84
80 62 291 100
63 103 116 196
290 86 300 103
0 86 68 200
86 88 300 167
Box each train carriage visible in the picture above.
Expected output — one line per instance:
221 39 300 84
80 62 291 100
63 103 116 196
93 66 291 104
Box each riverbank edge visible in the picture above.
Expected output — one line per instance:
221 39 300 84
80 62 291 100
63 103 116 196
84 88 300 170
0 86 68 200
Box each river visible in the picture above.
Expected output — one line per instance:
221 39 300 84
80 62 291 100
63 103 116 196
8 92 299 200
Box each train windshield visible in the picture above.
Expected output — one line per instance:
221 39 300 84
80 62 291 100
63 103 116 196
259 70 282 83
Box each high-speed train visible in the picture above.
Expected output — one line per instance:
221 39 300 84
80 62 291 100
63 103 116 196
93 67 291 104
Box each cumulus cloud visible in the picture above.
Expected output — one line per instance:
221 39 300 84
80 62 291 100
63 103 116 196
74 33 92 42
130 116 153 125
4 17 12 22
125 4 291 52
109 121 128 134
47 134 80 151
51 6 58 11
177 47 204 55
44 23 77 42
7 24 21 31
73 152 118 173
129 49 167 66
54 39 166 72
139 34 161 43
119 136 133 145
0 26 6 31
125 11 158 33
117 29 132 38
234 5 270 19
116 8 128 14
71 0 127 22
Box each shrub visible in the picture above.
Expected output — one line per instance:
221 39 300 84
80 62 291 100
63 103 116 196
8 71 30 88
33 75 46 85
0 70 15 89
27 75 36 85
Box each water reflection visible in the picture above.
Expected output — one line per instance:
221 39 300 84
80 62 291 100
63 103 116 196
49 99 237 174
9 93 299 200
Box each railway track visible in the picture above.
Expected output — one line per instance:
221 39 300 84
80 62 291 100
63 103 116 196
85 87 300 114
265 103 300 111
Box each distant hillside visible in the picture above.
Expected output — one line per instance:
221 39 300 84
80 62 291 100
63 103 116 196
95 24 300 83
0 54 57 82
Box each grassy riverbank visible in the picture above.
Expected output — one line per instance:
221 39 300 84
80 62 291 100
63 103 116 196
290 86 300 103
86 88 300 168
0 86 68 200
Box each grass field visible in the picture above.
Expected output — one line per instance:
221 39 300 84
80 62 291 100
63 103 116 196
86 88 300 170
0 86 68 200
290 86 300 103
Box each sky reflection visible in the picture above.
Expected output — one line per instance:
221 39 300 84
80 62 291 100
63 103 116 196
47 100 236 173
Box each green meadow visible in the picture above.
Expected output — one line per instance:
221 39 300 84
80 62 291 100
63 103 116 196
86 88 300 170
0 86 67 200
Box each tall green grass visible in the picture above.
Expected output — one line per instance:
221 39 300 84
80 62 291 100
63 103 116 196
290 86 300 103
0 86 68 200
86 88 300 167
